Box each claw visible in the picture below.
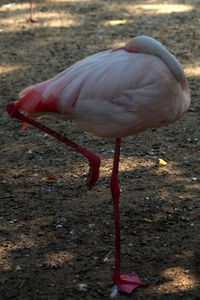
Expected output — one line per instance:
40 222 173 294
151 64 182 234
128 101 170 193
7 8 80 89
87 156 101 189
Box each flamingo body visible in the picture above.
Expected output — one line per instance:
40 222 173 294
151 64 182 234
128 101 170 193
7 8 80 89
15 39 190 138
7 36 191 294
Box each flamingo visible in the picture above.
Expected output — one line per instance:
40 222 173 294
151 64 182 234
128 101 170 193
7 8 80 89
6 36 190 294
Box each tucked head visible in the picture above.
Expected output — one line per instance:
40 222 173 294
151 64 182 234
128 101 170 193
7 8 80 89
124 35 186 83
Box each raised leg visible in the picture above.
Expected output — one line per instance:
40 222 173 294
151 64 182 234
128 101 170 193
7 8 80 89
6 103 100 189
110 138 146 294
30 0 38 23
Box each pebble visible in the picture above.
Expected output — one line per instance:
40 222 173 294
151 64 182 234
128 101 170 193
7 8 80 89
56 224 63 229
77 283 87 292
88 223 95 229
15 265 22 272
50 263 58 269
185 269 190 273
103 250 112 262
110 285 118 298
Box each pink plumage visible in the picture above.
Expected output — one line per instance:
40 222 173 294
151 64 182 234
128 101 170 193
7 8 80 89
7 36 190 294
14 36 190 138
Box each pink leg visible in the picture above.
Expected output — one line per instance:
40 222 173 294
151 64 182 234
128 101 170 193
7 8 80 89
30 0 38 23
6 103 100 189
110 138 146 294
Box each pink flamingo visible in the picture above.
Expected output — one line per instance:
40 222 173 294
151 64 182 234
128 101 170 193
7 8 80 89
7 36 190 294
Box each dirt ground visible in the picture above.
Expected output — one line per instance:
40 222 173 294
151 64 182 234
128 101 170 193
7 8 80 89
0 0 200 299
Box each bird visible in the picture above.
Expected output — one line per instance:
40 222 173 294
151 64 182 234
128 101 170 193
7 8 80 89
7 35 190 294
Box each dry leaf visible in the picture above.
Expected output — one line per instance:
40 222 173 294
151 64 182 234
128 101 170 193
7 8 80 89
158 158 167 166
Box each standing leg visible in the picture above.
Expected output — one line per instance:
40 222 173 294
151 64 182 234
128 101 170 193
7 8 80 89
110 138 146 294
6 103 100 189
30 0 38 22
110 138 121 283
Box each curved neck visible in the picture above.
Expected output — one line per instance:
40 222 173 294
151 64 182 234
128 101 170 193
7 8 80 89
124 36 185 83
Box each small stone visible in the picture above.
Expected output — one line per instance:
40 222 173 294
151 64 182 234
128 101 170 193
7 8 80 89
185 269 190 273
88 223 95 229
103 250 112 262
56 224 63 229
192 177 197 181
51 263 58 269
144 218 152 223
15 265 22 272
77 283 87 292
110 284 118 298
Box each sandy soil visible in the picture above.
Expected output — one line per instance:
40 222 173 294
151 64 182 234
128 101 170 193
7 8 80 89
0 0 200 299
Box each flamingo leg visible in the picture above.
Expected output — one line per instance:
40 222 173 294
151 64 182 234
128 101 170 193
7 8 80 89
110 138 121 283
110 138 147 294
6 103 100 189
30 0 38 23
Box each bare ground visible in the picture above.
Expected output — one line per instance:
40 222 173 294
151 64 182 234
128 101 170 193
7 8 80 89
0 0 200 299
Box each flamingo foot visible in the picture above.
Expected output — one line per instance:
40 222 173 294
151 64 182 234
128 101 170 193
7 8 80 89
114 274 147 294
87 156 101 189
29 17 38 23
